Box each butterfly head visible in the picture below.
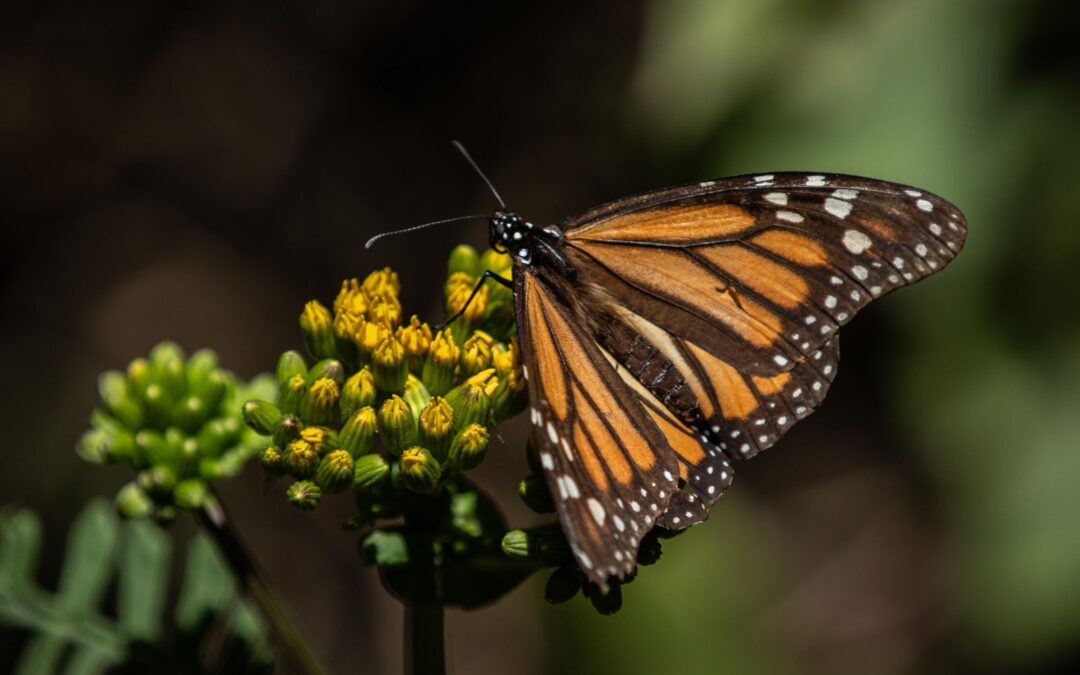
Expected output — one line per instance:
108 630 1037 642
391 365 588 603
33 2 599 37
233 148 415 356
489 210 535 256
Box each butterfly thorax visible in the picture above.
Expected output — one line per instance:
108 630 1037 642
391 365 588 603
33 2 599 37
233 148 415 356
489 210 574 277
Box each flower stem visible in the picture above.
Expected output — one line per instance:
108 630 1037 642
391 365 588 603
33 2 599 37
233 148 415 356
198 493 327 675
404 602 445 675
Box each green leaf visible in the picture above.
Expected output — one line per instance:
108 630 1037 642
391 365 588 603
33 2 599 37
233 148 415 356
363 530 410 566
0 500 271 674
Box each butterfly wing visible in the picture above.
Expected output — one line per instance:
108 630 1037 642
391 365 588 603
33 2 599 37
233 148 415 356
515 270 682 588
560 172 965 459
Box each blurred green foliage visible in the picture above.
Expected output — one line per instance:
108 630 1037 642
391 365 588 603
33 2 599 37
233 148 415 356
0 500 270 674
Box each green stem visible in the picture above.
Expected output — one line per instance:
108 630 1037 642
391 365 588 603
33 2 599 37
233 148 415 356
198 494 327 675
404 602 445 675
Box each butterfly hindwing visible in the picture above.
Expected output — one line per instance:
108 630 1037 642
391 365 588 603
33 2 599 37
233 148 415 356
516 272 680 589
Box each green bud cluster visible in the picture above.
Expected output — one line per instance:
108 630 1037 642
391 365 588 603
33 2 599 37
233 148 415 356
77 342 275 523
243 251 527 512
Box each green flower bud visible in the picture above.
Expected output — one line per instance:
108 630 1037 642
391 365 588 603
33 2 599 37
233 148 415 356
258 446 286 476
115 482 154 519
98 370 142 428
461 333 493 376
149 342 186 399
399 447 441 495
184 348 219 391
480 248 513 276
315 449 355 493
586 583 622 616
301 378 340 426
173 395 208 433
188 369 227 417
501 525 571 565
136 430 175 467
137 464 178 496
353 454 390 492
242 400 282 435
280 373 307 416
444 382 491 432
448 244 481 277
299 426 334 455
447 424 489 472
418 397 454 461
142 383 173 430
341 368 376 421
305 359 347 387
276 350 308 388
339 407 378 457
285 439 319 478
377 396 416 456
396 316 433 373
193 419 227 457
421 330 459 396
401 375 432 422
273 414 303 448
490 367 527 424
545 567 582 604
287 480 322 511
300 300 337 360
174 478 209 509
372 335 408 393
127 358 153 397
518 475 554 514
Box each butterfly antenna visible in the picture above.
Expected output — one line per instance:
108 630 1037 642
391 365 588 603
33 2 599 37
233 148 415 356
452 140 507 209
364 214 488 250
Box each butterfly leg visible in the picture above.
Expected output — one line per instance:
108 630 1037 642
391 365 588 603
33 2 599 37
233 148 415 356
434 270 512 330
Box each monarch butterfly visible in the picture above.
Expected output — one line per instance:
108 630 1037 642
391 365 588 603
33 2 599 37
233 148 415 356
371 144 967 592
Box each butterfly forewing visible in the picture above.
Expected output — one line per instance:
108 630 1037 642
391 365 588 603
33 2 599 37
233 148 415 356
560 173 965 458
516 273 680 588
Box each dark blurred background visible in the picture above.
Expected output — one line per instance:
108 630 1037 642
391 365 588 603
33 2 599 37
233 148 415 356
3 1 1079 673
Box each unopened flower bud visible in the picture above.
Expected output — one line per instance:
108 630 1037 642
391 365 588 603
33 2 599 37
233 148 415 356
353 453 390 491
259 446 286 476
276 350 308 388
98 370 141 428
334 278 368 316
285 439 319 478
242 400 282 436
142 383 173 430
418 397 454 461
377 396 416 455
422 330 459 396
354 320 391 360
396 316 433 373
461 334 493 376
305 359 346 387
362 268 400 299
372 335 408 393
492 338 520 376
518 475 554 513
501 525 571 565
341 368 377 420
445 381 491 432
127 357 153 396
300 301 337 360
316 449 355 493
480 248 513 276
447 423 489 471
339 407 378 457
368 294 403 328
402 375 432 421
149 342 186 399
272 413 303 448
280 374 307 416
287 480 322 510
174 478 209 509
448 244 481 277
302 378 340 425
446 274 489 323
136 430 175 468
399 447 441 495
115 482 154 519
137 464 178 496
545 567 582 604
299 426 333 455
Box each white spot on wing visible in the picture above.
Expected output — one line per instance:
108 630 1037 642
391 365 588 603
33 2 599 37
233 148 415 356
777 210 804 223
917 198 933 212
832 188 858 200
765 192 788 205
587 498 606 525
805 175 826 186
842 229 872 254
825 197 853 219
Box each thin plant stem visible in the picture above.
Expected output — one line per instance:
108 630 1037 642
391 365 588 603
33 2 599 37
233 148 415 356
198 493 327 675
404 602 445 675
